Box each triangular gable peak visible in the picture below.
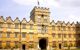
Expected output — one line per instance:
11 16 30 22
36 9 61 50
21 18 27 24
51 20 55 26
66 22 71 27
14 17 20 24
71 22 75 27
76 21 80 27
28 19 34 24
76 21 80 25
56 21 62 26
62 21 66 26
6 16 13 23
0 16 5 23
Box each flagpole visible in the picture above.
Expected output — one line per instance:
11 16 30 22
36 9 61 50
37 0 40 6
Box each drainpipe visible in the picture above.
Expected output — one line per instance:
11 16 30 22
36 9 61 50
20 22 21 50
62 25 64 50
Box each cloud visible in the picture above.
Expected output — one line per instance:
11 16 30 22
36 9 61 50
13 0 60 7
12 0 80 22
13 0 80 8
60 0 80 7
69 15 80 21
13 0 36 5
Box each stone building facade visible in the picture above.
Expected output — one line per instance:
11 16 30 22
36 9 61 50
0 6 80 50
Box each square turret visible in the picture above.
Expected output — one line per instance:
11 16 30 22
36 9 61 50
30 6 50 25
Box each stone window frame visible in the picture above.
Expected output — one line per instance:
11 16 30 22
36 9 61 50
30 24 33 30
15 23 19 29
7 32 10 38
52 33 55 37
22 24 26 29
15 32 19 38
52 25 55 30
22 33 26 38
7 23 11 28
58 33 61 38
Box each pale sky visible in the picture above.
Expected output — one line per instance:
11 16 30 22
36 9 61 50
0 0 80 23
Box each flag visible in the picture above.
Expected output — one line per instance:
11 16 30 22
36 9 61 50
37 0 40 6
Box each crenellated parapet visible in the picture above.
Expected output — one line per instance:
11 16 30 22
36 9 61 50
0 16 79 27
34 6 49 10
50 20 76 27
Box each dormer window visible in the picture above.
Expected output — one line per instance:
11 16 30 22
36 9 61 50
15 24 19 29
68 27 70 30
22 24 26 29
62 26 66 31
52 26 55 30
30 24 33 30
8 23 11 28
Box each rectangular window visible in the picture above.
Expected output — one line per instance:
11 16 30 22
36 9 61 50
58 34 61 38
64 41 67 47
68 27 71 30
72 27 75 31
15 33 18 38
6 41 10 46
15 24 18 29
58 26 61 31
7 33 10 38
42 25 47 33
22 24 26 29
22 33 26 38
64 34 67 38
52 26 55 30
52 33 55 37
63 26 66 31
30 24 33 30
38 25 41 33
8 24 11 28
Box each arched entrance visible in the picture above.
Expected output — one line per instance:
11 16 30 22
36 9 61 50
22 44 26 50
39 38 48 50
59 44 61 49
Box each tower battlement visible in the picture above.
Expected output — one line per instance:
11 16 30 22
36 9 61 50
34 6 49 10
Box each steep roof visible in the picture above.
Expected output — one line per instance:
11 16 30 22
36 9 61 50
21 18 27 24
0 16 5 23
6 16 13 23
14 17 20 23
28 19 34 24
51 20 56 26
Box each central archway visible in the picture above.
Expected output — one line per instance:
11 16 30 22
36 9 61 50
39 38 48 50
22 44 25 50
